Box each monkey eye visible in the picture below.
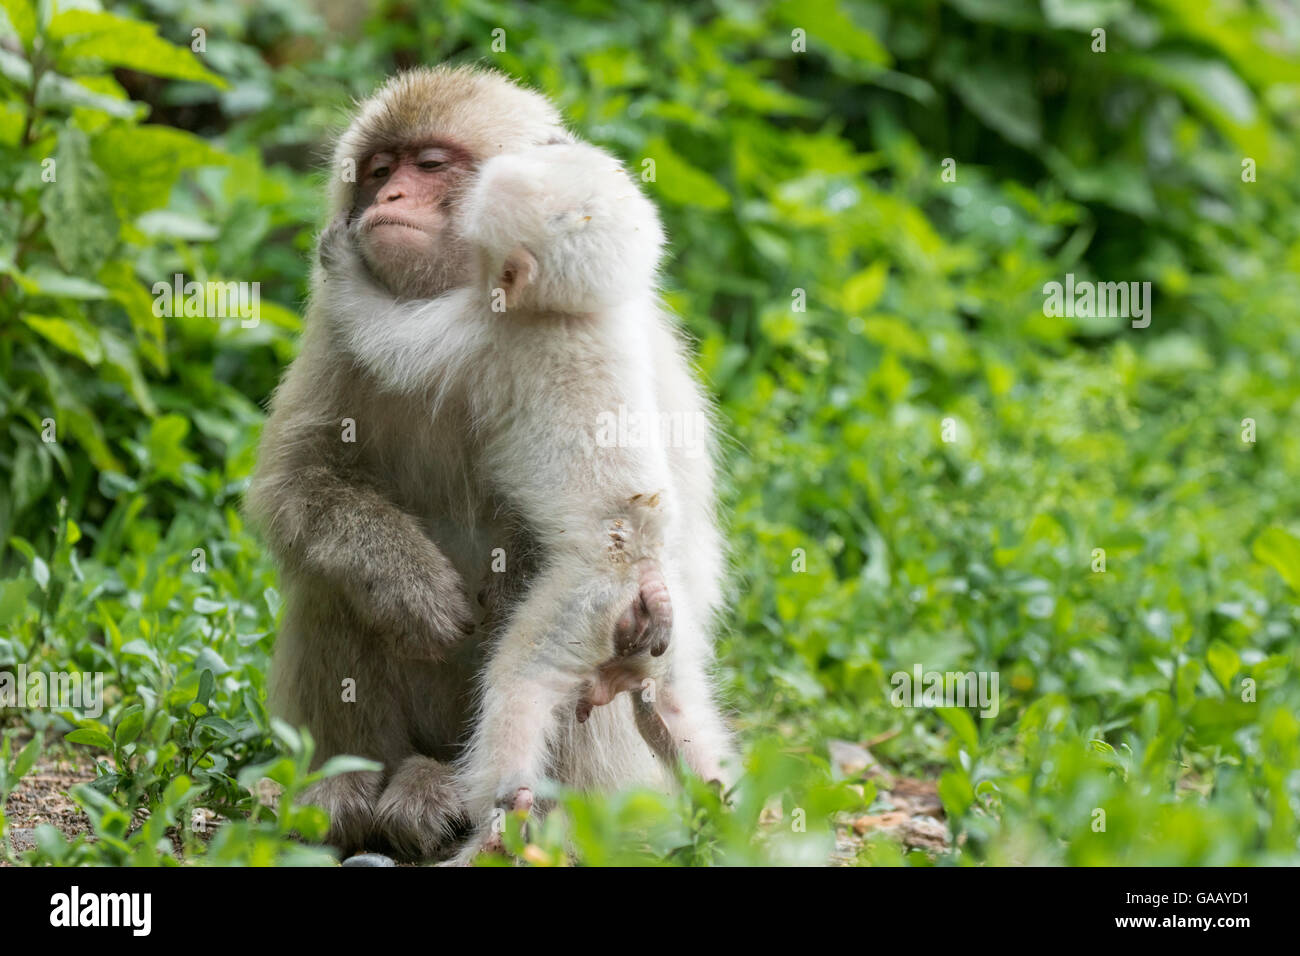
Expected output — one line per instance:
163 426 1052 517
416 147 452 170
367 152 395 179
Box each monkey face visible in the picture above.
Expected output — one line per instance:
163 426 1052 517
350 143 474 299
332 67 571 301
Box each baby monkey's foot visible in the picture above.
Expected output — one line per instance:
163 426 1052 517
449 787 532 866
477 786 534 856
577 559 672 723
614 557 672 658
485 786 533 850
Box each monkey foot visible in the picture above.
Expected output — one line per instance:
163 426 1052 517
576 663 653 723
614 558 672 658
480 786 534 855
576 561 672 722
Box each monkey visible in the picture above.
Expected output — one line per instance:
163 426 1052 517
246 65 733 863
317 120 730 856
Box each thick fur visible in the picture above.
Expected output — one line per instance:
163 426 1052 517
247 65 731 862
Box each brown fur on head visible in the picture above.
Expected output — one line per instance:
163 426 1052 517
327 66 572 299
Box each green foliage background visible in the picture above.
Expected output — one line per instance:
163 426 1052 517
1 0 1298 865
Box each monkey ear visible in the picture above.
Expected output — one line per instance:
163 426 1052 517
497 246 538 310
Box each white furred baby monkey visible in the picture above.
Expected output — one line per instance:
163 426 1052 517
248 65 733 863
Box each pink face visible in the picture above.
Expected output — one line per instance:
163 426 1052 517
352 142 473 298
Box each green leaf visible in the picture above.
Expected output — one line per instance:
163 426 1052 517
195 668 215 710
14 266 109 299
118 638 161 668
237 757 295 792
40 127 119 275
65 728 114 750
30 556 48 591
948 60 1041 148
36 73 144 120
99 329 157 416
0 99 22 145
20 314 103 366
775 0 890 65
136 210 221 241
1206 642 1241 693
937 769 975 819
160 775 192 815
937 706 979 755
843 262 888 314
114 706 145 747
0 578 33 626
49 10 228 89
0 0 37 49
1041 0 1126 30
1128 53 1255 128
316 755 384 779
0 47 30 86
288 805 331 842
641 137 730 210
1253 527 1300 592
99 260 166 374
93 125 227 219
196 715 238 740
13 734 41 779
33 823 68 860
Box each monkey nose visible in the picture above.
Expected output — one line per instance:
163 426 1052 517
382 190 405 202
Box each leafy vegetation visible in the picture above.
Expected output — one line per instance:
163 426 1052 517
1 0 1297 866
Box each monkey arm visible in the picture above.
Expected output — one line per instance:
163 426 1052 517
247 457 475 656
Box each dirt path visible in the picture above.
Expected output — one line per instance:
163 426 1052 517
2 743 98 863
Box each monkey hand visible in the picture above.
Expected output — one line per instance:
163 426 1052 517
349 556 476 661
317 214 352 271
317 214 375 289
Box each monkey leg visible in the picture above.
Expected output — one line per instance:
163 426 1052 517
630 591 735 788
457 666 581 834
643 678 731 787
453 554 610 859
453 511 675 860
273 590 471 859
373 755 469 861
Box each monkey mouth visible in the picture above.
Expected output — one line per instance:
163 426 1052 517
365 216 429 235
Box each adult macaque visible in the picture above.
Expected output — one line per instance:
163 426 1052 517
247 66 732 862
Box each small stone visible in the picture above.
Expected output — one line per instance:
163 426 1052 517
851 811 908 835
902 815 950 851
828 739 894 786
342 853 396 867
